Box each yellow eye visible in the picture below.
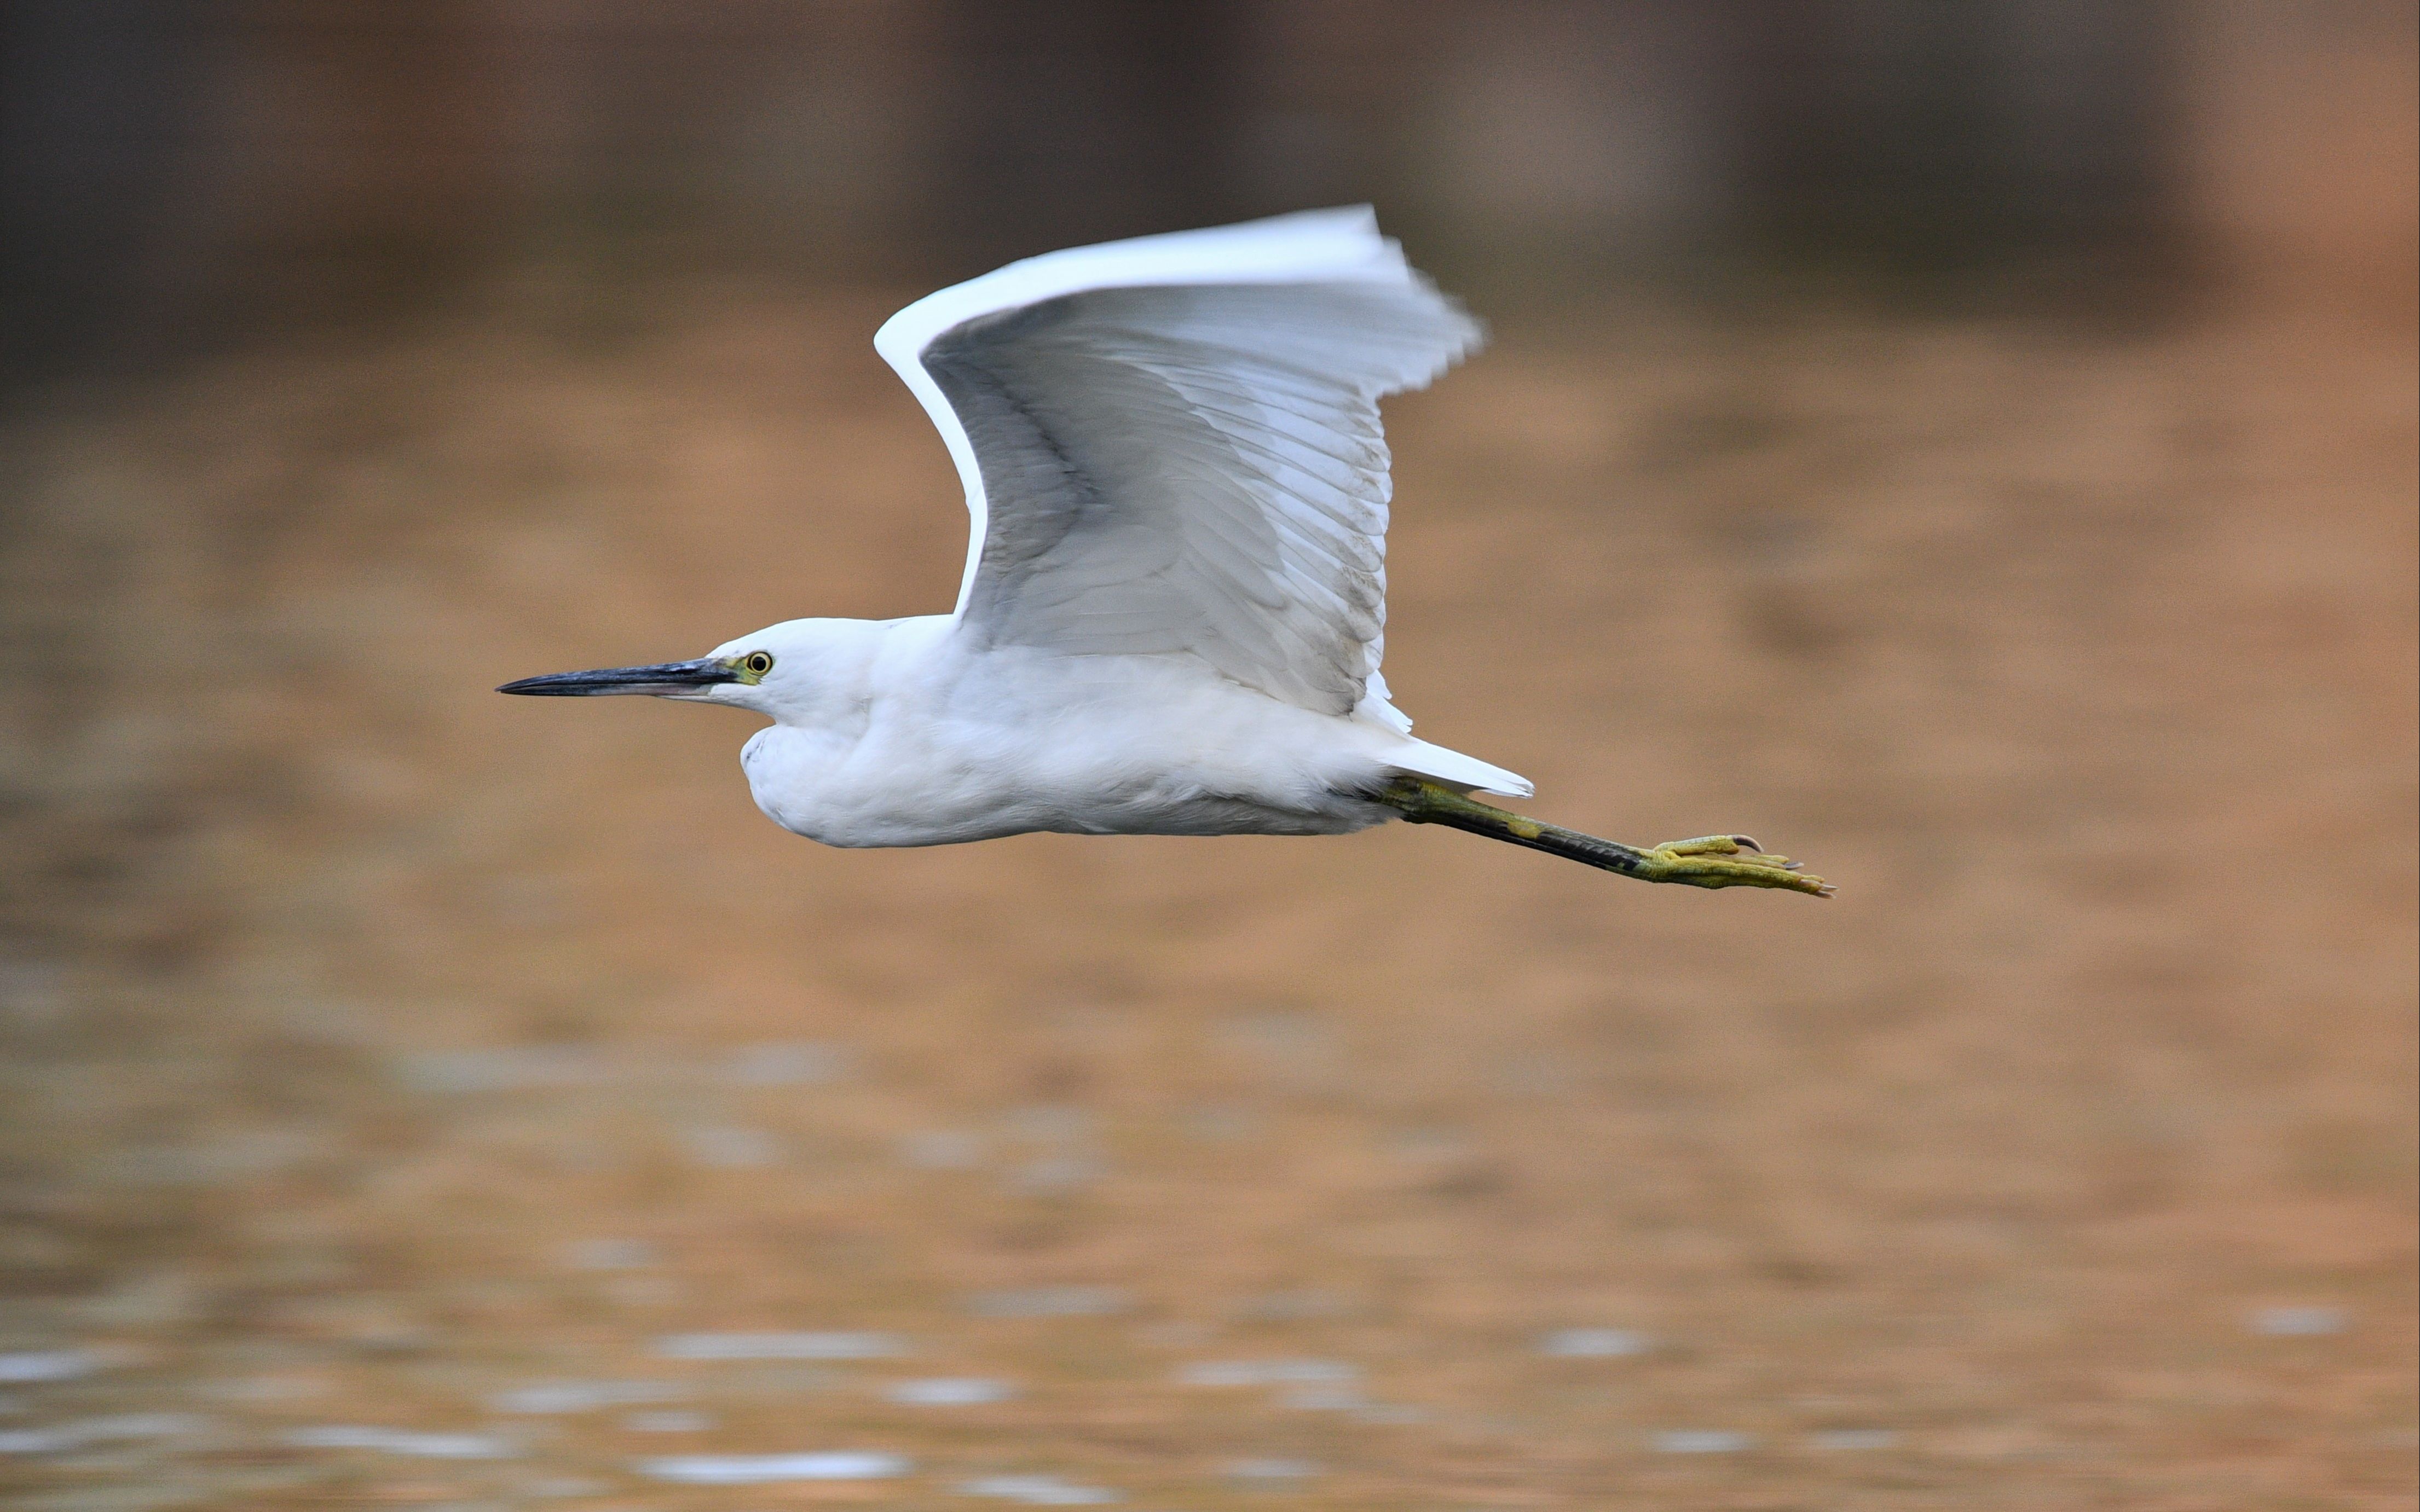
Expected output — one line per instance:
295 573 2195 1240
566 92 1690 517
741 651 774 677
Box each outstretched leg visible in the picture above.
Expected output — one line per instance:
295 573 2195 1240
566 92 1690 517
1372 777 1832 896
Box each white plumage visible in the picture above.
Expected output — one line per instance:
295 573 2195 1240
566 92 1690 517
505 208 1525 841
497 212 1829 895
876 207 1475 732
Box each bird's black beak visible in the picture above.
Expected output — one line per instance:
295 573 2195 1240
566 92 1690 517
496 658 740 697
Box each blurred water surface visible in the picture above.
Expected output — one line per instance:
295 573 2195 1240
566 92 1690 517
0 274 2410 1507
2 4 2415 1506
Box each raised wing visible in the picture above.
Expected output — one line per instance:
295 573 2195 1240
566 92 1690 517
873 207 1480 722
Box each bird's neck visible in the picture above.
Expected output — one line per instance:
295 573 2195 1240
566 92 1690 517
750 615 948 732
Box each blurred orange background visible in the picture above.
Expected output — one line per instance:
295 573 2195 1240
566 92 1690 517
2 4 2413 1508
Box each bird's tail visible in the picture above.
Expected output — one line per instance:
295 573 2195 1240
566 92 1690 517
1383 736 1532 798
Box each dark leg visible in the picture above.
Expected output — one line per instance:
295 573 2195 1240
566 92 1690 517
1371 777 1832 896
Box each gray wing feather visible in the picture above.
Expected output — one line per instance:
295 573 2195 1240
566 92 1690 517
920 281 1478 716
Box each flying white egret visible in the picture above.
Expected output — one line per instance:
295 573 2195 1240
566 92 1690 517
500 208 1828 895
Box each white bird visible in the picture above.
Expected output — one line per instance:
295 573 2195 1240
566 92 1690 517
501 208 1828 895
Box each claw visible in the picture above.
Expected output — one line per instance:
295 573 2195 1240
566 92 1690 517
1638 837 1833 896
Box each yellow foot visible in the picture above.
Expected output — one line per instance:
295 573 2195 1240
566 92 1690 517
1637 835 1835 896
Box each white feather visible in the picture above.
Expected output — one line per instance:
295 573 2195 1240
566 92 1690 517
874 206 1488 749
565 210 1534 854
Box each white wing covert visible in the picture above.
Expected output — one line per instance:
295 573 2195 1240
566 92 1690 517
875 208 1481 723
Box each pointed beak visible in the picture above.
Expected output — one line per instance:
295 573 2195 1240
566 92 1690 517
495 658 740 697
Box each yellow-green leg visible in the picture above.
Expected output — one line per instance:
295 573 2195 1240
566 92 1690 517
1373 778 1833 897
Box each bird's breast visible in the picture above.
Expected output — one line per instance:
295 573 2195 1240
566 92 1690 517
738 721 1026 848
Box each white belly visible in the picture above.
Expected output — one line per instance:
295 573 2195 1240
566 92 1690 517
737 645 1403 848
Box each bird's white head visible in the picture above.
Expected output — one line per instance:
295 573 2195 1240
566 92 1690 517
496 618 868 725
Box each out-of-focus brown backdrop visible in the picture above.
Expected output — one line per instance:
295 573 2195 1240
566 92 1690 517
2 4 2413 1508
